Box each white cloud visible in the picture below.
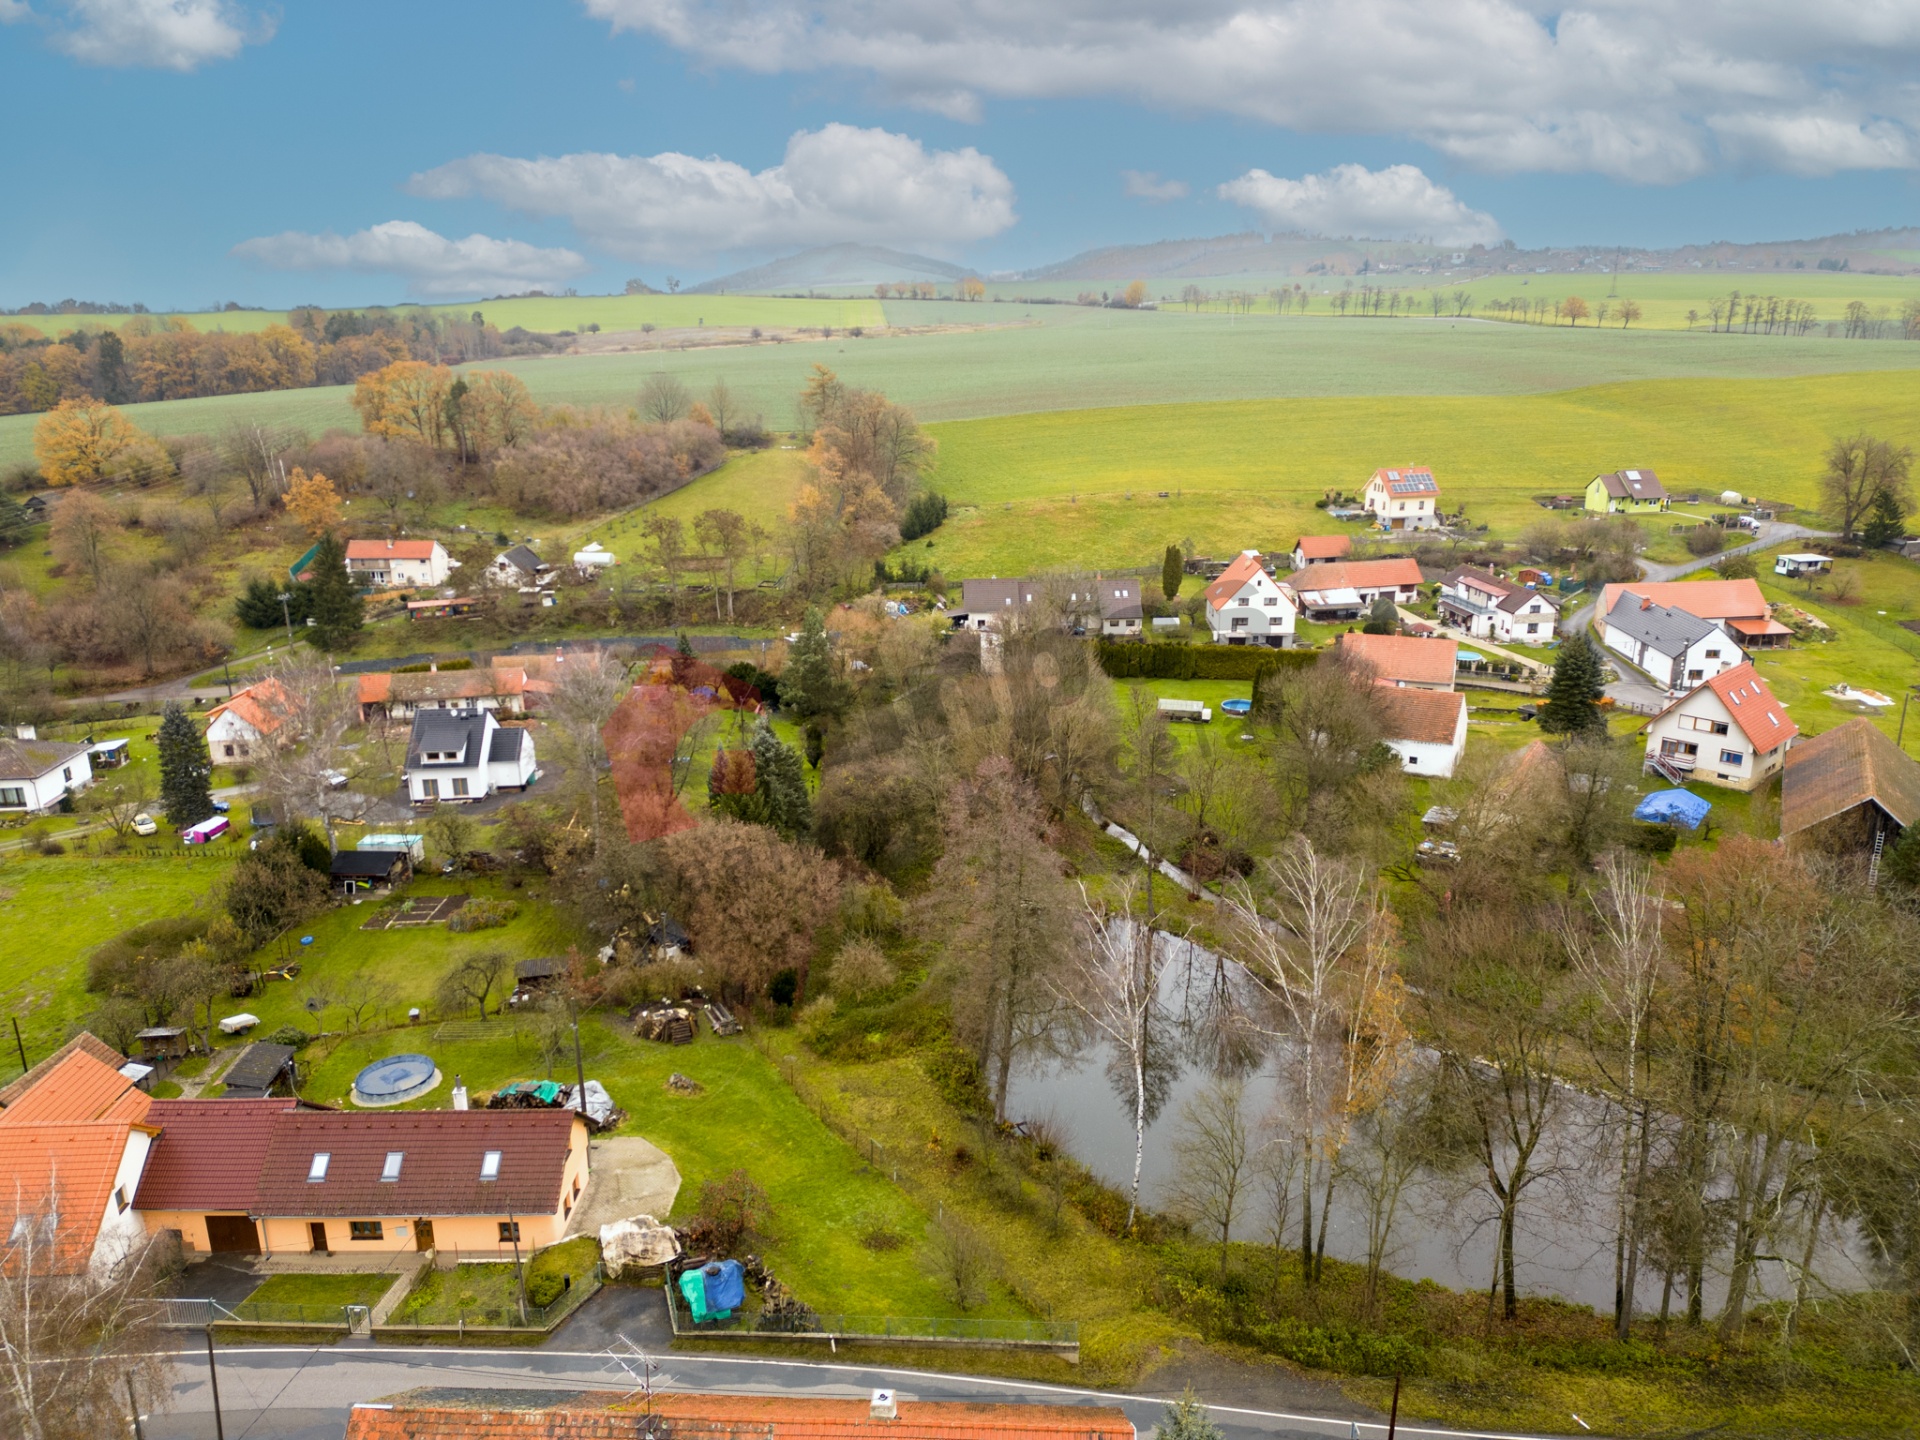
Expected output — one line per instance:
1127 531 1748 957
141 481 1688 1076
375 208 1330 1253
1122 170 1188 202
582 0 1920 181
0 1 32 24
231 221 591 300
1219 163 1501 245
44 0 269 70
408 123 1016 263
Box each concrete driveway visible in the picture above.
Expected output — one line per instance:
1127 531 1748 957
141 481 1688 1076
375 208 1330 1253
566 1135 682 1237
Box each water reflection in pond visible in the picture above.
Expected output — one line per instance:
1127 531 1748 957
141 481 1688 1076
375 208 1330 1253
1006 930 1871 1314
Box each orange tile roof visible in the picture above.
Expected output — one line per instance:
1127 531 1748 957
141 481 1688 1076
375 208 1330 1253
1374 684 1466 746
1651 662 1798 753
346 1392 1135 1440
1337 632 1458 686
1369 466 1439 496
359 673 394 705
206 678 294 737
0 1031 124 1108
347 539 442 561
1598 579 1768 623
1292 534 1351 560
1781 718 1920 839
1204 551 1268 609
0 1122 146 1273
1290 558 1422 593
0 1047 148 1127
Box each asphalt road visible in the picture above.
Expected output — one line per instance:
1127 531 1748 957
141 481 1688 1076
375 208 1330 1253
141 1336 1602 1440
1555 520 1835 638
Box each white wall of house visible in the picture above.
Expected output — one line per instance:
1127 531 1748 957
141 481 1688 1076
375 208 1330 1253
90 1129 155 1278
350 545 452 588
1498 593 1556 641
488 736 538 791
1363 479 1439 531
206 710 264 761
0 749 91 812
1643 696 1789 791
1208 571 1298 646
1384 734 1464 778
1603 626 1743 692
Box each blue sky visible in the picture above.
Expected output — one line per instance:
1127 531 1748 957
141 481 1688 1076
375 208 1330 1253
2 0 1919 309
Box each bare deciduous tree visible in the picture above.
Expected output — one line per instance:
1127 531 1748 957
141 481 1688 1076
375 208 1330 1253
544 647 628 843
1168 1079 1251 1277
437 950 510 1020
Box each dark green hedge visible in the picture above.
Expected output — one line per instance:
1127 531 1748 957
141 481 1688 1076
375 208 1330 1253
1095 639 1319 682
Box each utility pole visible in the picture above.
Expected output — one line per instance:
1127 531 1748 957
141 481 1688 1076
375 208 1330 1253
204 1327 226 1440
276 592 294 643
1898 684 1920 750
126 1373 145 1440
10 1017 25 1077
508 1210 527 1323
570 994 587 1123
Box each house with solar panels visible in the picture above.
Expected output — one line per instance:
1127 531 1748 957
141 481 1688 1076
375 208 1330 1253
1585 468 1670 514
1362 466 1441 531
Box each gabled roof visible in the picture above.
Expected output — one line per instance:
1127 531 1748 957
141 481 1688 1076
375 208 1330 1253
221 1043 298 1099
1292 535 1351 560
1598 579 1768 623
1374 685 1466 747
494 545 547 573
1780 719 1920 838
205 678 294 738
1443 565 1514 598
346 539 442 561
332 849 410 878
409 710 491 768
488 727 527 763
1290 558 1423 593
1653 662 1798 752
958 578 1038 613
1603 593 1726 659
0 1032 125 1109
391 669 524 704
1369 466 1439 496
254 1109 578 1217
0 1121 147 1272
134 1098 304 1211
1337 633 1458 685
358 672 394 705
1594 468 1668 501
345 1391 1136 1440
0 1045 149 1126
0 735 88 783
1205 551 1269 610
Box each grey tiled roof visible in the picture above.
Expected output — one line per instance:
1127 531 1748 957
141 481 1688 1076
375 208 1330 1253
1604 593 1723 658
408 711 489 768
488 728 526 763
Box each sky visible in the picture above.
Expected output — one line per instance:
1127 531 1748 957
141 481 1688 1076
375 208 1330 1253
3 0 1920 309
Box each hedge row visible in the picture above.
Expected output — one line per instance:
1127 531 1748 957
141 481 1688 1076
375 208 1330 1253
1094 639 1319 681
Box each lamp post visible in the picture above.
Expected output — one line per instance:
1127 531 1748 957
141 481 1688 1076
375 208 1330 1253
276 591 294 642
1896 683 1920 751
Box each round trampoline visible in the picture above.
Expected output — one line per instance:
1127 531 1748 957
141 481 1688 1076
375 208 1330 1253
350 1053 442 1107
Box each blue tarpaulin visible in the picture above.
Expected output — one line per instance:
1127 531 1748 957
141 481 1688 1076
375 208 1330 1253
703 1260 745 1316
1634 789 1711 829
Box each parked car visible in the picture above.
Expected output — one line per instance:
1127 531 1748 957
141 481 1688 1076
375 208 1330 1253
322 769 349 789
210 799 231 814
130 812 158 836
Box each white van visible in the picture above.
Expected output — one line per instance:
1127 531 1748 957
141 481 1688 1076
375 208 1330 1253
182 815 230 845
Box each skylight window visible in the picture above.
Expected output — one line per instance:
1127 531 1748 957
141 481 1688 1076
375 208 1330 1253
381 1152 404 1182
480 1150 502 1181
308 1152 330 1182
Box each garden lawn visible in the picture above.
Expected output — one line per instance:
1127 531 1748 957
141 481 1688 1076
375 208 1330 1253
241 1272 397 1312
296 1017 1024 1321
0 853 238 1079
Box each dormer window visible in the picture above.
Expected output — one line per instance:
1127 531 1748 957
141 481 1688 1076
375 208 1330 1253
308 1152 330 1182
480 1150 502 1181
381 1152 404 1182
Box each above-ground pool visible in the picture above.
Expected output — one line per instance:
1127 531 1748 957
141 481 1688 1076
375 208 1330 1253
350 1053 442 1107
1220 698 1252 715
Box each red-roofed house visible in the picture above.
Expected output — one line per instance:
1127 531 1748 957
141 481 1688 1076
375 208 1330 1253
1204 550 1296 647
0 1045 149 1128
1282 558 1423 620
206 677 298 761
1374 685 1468 777
1290 534 1352 569
0 1121 159 1276
358 665 529 722
133 1098 306 1255
345 1390 1136 1440
1641 662 1799 789
1336 632 1458 690
1596 579 1789 647
1362 466 1440 531
345 539 454 589
0 1032 128 1110
1437 568 1559 642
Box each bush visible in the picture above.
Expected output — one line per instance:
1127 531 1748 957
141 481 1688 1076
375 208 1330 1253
684 1169 773 1254
1094 639 1318 681
828 938 896 1000
447 898 518 932
525 1235 597 1308
1715 552 1759 580
265 1025 313 1048
1625 822 1680 853
1683 525 1725 557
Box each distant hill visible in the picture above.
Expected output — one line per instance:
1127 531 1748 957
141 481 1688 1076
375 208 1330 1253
692 244 970 294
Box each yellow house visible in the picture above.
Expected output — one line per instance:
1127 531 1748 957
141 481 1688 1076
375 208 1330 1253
135 1100 588 1257
1585 468 1669 513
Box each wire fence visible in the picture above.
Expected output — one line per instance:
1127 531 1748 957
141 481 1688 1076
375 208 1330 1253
230 1299 354 1325
664 1278 1077 1350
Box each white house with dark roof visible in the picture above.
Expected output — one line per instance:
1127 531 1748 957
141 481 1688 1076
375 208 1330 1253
1362 466 1440 531
1642 663 1798 790
485 545 552 589
0 735 91 814
403 709 536 804
1601 593 1745 693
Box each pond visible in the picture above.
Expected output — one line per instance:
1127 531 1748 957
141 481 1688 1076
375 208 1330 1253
1005 930 1874 1315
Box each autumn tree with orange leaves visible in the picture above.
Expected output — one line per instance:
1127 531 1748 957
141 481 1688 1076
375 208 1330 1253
31 398 167 487
283 466 342 536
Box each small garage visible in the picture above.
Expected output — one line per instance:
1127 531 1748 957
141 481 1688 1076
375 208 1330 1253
204 1213 261 1254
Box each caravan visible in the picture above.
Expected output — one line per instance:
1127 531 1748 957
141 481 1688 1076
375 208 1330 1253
182 815 230 845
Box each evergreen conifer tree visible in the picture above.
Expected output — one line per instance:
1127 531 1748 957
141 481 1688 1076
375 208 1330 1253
750 722 812 839
1362 593 1398 633
156 701 214 829
1162 544 1184 602
1158 1389 1222 1440
304 532 363 650
1540 631 1606 735
1862 487 1908 549
776 607 850 720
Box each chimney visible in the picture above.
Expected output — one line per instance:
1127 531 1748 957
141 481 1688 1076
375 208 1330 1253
870 1391 897 1421
1641 597 1653 611
387 539 395 551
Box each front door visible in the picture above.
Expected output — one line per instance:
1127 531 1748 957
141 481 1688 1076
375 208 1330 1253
309 1221 328 1253
414 1219 435 1252
205 1215 260 1254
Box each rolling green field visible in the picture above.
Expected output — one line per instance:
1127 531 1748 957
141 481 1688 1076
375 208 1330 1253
1419 269 1920 332
5 293 884 341
9 308 1920 472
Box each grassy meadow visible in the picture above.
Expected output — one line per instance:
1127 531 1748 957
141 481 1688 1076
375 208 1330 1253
10 307 1920 472
1433 268 1920 332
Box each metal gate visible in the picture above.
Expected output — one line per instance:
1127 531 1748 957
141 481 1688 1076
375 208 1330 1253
346 1304 372 1337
